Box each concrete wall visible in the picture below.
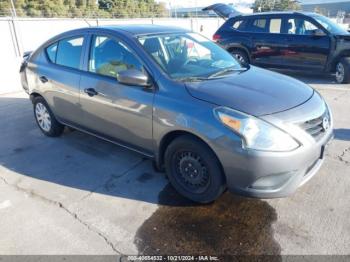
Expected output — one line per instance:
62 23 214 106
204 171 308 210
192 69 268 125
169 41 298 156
0 17 223 94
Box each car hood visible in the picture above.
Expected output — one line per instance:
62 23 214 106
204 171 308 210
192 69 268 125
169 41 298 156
185 66 314 116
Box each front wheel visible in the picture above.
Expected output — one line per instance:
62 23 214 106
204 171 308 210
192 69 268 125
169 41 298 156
335 58 350 84
33 96 64 137
164 136 226 203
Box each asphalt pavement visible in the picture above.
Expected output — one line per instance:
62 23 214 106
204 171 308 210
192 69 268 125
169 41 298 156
0 72 349 256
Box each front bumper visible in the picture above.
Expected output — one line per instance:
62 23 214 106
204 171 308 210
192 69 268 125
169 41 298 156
220 129 333 199
212 92 334 199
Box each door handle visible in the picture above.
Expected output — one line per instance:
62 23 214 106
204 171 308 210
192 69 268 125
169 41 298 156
84 88 98 97
39 76 48 83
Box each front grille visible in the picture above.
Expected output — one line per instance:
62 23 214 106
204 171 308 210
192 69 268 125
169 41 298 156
300 111 330 141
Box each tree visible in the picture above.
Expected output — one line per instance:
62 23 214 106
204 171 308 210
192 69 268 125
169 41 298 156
0 0 12 16
252 0 300 12
0 0 168 18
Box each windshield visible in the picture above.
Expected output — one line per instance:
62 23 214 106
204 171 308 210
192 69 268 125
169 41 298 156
138 33 242 80
312 15 349 35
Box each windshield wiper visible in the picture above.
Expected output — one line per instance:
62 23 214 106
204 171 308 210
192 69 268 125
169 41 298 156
208 67 248 79
176 76 208 82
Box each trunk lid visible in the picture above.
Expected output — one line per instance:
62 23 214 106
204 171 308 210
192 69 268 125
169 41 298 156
202 3 241 20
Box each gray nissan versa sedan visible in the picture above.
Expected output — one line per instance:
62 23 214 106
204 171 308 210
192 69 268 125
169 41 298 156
20 25 333 203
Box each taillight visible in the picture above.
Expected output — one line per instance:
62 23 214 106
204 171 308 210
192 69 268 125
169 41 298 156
213 34 221 42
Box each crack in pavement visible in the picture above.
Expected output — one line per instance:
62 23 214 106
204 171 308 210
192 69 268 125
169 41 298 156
338 147 350 165
79 158 147 201
0 174 123 255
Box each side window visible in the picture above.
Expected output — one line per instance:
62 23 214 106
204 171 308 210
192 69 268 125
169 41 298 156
232 19 248 31
46 43 57 63
287 18 319 35
269 18 282 33
56 36 84 69
250 18 268 33
233 20 242 29
89 35 143 79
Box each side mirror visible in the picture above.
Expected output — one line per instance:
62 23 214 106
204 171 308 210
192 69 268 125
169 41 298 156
118 69 151 87
313 29 326 37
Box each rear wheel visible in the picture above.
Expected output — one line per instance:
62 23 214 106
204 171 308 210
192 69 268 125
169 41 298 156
230 49 249 66
33 96 64 137
335 58 350 84
164 135 226 203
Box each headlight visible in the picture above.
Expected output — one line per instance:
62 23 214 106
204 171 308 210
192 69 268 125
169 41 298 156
214 107 299 152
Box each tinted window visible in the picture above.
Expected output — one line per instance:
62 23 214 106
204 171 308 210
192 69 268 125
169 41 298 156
89 35 143 79
56 36 83 69
46 43 57 63
248 18 268 33
269 19 282 33
232 19 249 31
287 18 319 35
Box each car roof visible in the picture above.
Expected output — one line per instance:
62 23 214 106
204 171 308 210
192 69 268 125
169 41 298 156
235 11 317 18
94 24 190 36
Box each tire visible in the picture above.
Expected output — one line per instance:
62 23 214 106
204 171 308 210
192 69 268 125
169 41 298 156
33 96 64 137
335 57 350 84
230 49 249 66
164 135 226 203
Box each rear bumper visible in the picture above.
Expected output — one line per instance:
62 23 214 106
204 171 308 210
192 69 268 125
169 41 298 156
218 129 333 199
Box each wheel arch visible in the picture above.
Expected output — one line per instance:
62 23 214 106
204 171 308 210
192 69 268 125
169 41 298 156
328 52 350 72
226 45 251 63
29 92 43 103
156 130 225 181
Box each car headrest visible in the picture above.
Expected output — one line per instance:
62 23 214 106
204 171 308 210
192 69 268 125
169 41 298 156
143 38 161 54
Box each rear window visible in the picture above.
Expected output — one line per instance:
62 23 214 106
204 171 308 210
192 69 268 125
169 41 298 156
251 19 267 32
269 18 282 33
56 37 84 69
241 17 282 33
45 36 84 70
46 43 57 63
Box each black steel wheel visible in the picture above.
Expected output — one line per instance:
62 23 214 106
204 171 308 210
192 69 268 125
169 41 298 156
164 135 226 203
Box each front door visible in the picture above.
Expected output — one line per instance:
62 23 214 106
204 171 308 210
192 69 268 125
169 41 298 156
79 34 154 154
281 16 330 70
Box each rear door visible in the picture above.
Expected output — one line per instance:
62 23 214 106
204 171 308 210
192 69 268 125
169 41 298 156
79 33 154 154
36 35 86 125
281 15 330 69
247 16 287 66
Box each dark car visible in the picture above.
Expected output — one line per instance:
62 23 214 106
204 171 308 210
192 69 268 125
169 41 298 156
20 25 333 203
204 4 350 84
